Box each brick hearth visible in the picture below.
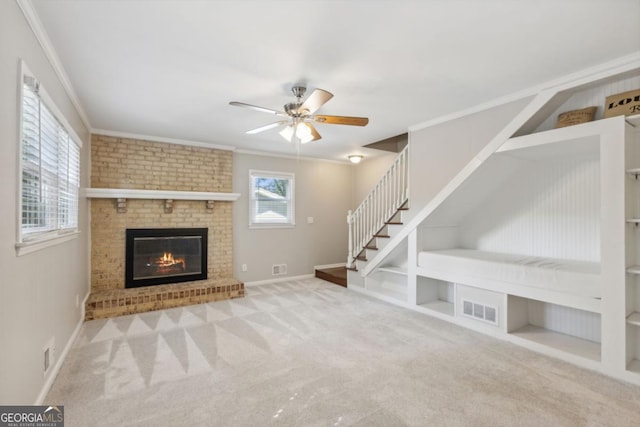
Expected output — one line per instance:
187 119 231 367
85 278 244 320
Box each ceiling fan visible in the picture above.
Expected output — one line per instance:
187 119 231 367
229 85 368 144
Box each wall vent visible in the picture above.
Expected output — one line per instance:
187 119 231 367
462 300 498 326
272 264 287 276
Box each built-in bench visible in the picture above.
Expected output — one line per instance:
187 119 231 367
417 249 601 313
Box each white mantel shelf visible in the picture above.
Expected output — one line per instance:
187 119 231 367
83 188 241 201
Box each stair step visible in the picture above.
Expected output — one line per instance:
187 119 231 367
355 255 367 261
315 267 347 287
373 234 390 238
364 245 378 250
346 266 358 272
385 221 403 225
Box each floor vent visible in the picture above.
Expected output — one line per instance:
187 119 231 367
272 264 287 276
462 300 498 326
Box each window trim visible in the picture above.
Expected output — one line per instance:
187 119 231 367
248 169 295 229
16 60 83 256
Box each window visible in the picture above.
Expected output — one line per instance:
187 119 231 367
18 64 81 248
249 170 295 227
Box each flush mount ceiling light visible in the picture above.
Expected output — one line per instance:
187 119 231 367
348 155 364 164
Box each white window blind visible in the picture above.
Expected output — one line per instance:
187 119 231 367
249 170 295 227
20 74 80 243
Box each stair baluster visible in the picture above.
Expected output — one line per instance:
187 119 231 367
347 146 409 269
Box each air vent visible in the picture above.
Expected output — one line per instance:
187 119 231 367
485 306 497 323
463 301 473 316
272 264 287 276
461 300 498 326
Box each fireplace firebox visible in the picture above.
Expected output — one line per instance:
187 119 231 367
125 228 208 288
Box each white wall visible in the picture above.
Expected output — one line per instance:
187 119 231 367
233 153 352 282
0 1 90 404
407 97 533 224
351 151 397 209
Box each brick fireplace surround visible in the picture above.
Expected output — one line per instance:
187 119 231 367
85 135 244 320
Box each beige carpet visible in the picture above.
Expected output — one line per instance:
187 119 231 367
47 278 640 426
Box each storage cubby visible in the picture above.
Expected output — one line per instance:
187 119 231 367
415 275 454 316
627 323 640 374
365 269 408 303
507 295 601 361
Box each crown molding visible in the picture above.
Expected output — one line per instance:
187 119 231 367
234 148 350 165
16 0 92 132
409 51 640 132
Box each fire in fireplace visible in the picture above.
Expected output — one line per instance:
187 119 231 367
125 228 208 288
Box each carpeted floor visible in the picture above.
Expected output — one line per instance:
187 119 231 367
47 278 640 426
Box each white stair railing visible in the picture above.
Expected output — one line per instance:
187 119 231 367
347 145 409 267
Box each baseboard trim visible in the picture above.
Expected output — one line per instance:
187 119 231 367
34 291 89 404
313 263 346 270
244 274 314 287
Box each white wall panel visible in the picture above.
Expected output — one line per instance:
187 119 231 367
459 152 600 262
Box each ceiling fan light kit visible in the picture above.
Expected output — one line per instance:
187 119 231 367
279 122 316 144
230 85 369 146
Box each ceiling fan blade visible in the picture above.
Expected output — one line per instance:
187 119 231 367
246 121 288 134
298 89 333 115
313 115 369 126
229 101 287 117
303 122 322 142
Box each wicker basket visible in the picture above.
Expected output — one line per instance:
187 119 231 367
555 106 597 128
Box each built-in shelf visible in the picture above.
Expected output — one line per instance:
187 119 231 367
626 113 640 128
625 113 640 381
627 265 640 275
417 300 454 317
498 117 604 156
365 281 407 303
628 359 640 375
376 266 408 276
627 312 640 326
83 188 241 201
509 324 601 362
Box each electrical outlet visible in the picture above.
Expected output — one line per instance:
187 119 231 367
242 264 248 272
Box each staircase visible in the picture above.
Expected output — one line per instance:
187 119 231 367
347 145 409 272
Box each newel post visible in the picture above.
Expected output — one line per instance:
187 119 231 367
347 210 354 266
